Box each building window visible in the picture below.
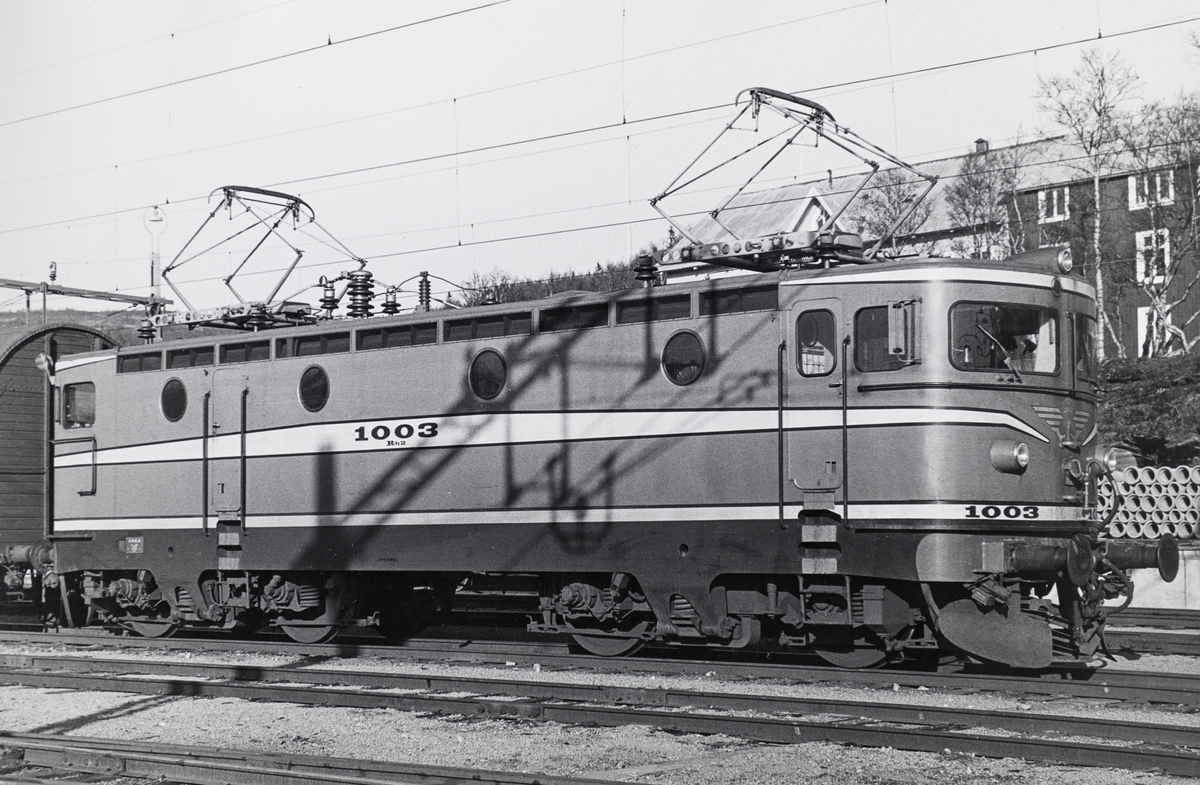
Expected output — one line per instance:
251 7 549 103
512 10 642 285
1136 306 1173 358
1129 170 1174 210
1038 187 1069 223
1135 229 1169 285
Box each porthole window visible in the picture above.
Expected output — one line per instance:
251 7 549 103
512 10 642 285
299 365 330 412
161 378 187 422
469 349 507 400
662 331 705 385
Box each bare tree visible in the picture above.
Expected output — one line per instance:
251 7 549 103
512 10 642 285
848 168 936 256
945 139 1032 259
1117 93 1200 356
1039 49 1140 360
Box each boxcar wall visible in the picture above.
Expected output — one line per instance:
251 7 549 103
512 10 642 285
0 325 114 551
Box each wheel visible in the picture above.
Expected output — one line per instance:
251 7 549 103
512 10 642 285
120 600 178 638
571 633 645 657
124 619 179 639
280 623 339 644
812 627 889 668
276 574 355 644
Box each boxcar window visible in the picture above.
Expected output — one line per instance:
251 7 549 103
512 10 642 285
63 382 95 428
950 302 1058 375
854 307 906 372
1074 314 1097 383
797 310 836 377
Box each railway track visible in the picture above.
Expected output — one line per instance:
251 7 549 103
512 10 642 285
0 650 1197 776
1114 608 1200 629
0 732 618 785
1 627 1197 706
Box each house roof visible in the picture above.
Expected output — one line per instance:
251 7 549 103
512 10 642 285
678 135 1109 246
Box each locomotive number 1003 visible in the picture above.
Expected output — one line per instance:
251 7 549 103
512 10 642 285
965 505 1040 519
353 421 440 447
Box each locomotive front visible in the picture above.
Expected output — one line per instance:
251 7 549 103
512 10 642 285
779 245 1177 668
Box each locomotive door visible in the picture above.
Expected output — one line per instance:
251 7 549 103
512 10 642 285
787 298 847 498
208 370 249 522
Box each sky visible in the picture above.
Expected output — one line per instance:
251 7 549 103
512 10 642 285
1 0 1199 315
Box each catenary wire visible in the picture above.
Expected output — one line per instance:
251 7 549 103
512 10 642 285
0 0 514 130
2 11 1198 233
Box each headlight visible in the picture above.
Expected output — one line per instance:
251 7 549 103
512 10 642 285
1056 247 1073 274
991 440 1030 474
1103 447 1136 474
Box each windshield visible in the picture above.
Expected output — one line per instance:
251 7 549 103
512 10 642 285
950 303 1058 376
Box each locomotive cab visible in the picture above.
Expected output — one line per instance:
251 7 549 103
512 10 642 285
778 246 1176 667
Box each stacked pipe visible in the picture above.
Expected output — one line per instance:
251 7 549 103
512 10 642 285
1098 466 1200 540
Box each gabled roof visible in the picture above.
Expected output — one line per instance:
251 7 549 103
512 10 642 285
682 136 1083 244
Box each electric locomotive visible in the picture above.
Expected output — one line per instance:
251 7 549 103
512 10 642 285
32 90 1179 669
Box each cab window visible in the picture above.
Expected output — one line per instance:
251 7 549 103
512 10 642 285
855 307 905 372
950 303 1058 375
797 310 836 376
63 382 96 429
1074 314 1097 383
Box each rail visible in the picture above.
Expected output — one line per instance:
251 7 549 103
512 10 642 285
0 654 1196 776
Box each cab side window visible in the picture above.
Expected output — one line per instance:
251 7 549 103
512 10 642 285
797 310 837 376
855 306 905 372
63 382 96 429
1074 314 1097 383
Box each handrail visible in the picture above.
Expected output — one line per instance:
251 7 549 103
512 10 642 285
239 388 249 536
202 392 210 535
51 436 97 496
777 340 787 532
